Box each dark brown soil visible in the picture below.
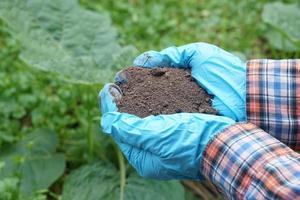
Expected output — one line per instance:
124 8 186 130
116 67 218 118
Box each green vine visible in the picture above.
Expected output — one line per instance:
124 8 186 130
116 146 126 200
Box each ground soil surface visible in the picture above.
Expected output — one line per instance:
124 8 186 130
116 67 218 118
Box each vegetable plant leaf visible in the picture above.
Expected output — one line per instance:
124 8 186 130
0 129 65 196
264 30 298 52
61 162 185 200
0 0 136 84
123 174 185 200
262 2 300 51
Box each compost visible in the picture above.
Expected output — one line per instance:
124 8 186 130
116 67 218 118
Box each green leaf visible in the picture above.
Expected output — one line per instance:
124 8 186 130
262 2 300 51
0 0 137 84
0 177 19 200
264 30 298 52
124 174 185 200
0 131 15 145
61 162 185 200
0 129 65 196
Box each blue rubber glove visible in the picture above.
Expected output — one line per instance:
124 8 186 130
100 83 235 180
133 42 246 121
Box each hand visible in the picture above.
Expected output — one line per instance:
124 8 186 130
133 42 246 121
100 83 235 180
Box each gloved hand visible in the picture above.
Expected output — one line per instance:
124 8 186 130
100 84 235 180
133 42 246 121
100 42 244 180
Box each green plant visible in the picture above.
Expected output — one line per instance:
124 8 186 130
0 177 47 200
61 162 185 200
0 129 65 196
262 1 300 52
0 0 185 199
0 0 299 199
0 0 136 84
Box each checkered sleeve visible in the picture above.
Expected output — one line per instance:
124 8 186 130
246 59 300 150
200 122 300 200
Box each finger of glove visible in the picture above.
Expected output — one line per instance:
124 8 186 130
99 83 122 114
189 44 246 121
115 70 128 84
133 42 219 69
102 112 234 156
213 95 246 122
133 46 193 68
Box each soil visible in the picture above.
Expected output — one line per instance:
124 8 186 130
116 67 218 118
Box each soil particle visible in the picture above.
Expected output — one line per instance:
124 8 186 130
116 67 218 118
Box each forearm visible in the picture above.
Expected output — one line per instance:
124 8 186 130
246 59 300 150
200 123 300 199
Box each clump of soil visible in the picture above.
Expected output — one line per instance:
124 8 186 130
116 67 218 118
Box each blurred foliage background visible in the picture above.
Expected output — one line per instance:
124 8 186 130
0 0 299 199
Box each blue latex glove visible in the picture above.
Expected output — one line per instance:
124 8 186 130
100 83 235 180
133 42 246 121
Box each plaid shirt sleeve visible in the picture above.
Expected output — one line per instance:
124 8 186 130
246 59 300 150
200 122 300 200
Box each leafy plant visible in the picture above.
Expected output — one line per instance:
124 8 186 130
0 1 186 198
0 177 19 200
262 2 300 52
0 177 47 200
0 129 65 196
1 0 300 199
0 0 136 84
61 162 185 200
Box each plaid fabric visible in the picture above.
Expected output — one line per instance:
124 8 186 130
246 59 300 150
200 123 300 200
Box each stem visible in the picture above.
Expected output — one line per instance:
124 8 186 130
47 190 60 200
87 106 93 160
116 147 126 200
182 180 216 200
86 86 94 161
